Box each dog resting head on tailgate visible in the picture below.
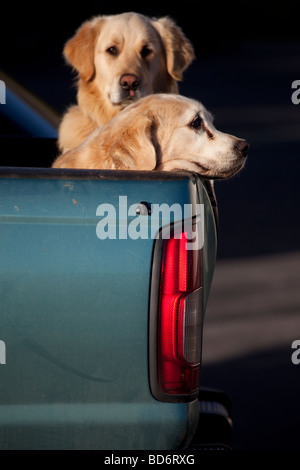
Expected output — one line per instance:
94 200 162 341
52 94 249 178
58 12 195 153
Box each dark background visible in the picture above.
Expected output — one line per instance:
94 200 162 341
1 1 300 450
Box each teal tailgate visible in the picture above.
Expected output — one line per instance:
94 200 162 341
0 172 216 449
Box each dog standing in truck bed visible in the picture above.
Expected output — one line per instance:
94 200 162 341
58 12 195 153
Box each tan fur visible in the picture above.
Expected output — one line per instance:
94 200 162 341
58 12 195 152
53 94 249 179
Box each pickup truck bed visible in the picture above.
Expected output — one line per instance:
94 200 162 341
0 166 217 450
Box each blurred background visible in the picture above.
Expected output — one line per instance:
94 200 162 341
1 1 300 450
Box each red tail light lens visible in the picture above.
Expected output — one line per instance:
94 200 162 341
149 223 203 402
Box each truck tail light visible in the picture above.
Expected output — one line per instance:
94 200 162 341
149 221 203 402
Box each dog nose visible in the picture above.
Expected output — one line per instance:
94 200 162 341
120 74 140 92
235 139 249 158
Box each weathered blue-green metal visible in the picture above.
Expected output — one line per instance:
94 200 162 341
0 169 217 449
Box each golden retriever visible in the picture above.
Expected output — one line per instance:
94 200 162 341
52 94 249 179
58 12 195 153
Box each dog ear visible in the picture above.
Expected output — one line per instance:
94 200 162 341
64 18 102 82
107 113 157 171
152 17 195 81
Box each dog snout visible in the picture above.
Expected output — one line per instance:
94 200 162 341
120 74 140 92
234 139 249 158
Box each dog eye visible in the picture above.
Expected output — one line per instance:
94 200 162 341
189 115 203 130
141 45 152 59
106 46 119 56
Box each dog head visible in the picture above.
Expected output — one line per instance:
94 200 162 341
64 12 195 111
100 94 249 178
